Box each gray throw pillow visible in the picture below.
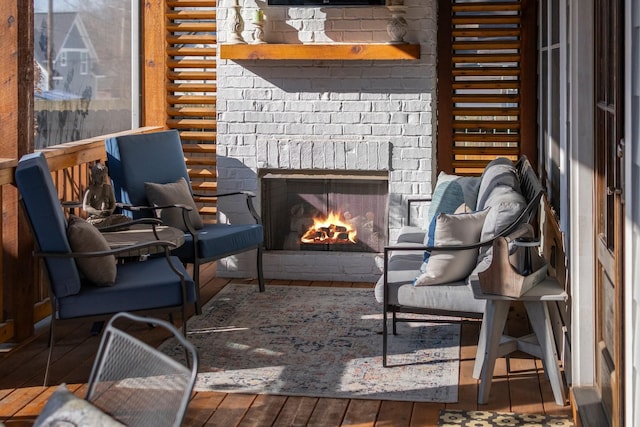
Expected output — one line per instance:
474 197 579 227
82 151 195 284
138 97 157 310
476 157 520 210
477 185 527 262
144 177 204 232
67 215 117 286
34 383 125 427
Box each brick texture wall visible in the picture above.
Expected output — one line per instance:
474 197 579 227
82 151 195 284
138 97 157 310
216 0 437 281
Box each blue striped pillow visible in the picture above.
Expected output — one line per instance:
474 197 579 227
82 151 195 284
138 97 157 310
421 180 465 268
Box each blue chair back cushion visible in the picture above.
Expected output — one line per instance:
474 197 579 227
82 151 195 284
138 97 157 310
15 153 82 297
106 130 191 219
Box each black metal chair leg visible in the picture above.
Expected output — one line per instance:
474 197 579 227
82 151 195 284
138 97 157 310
90 321 105 336
193 261 202 315
257 246 265 292
44 318 56 386
382 309 388 367
392 311 398 335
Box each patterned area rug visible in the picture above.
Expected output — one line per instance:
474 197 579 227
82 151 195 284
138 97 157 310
438 410 575 427
161 284 461 402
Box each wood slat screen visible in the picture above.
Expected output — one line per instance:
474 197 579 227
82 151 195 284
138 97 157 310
166 0 218 220
437 0 536 175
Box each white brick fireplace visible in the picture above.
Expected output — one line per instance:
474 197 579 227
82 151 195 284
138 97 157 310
215 0 437 282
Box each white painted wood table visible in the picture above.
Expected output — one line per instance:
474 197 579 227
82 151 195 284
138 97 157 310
469 277 568 406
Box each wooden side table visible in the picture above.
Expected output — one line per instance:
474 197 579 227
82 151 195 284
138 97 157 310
469 277 568 406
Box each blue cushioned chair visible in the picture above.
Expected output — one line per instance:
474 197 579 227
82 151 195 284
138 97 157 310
105 130 264 314
15 152 196 385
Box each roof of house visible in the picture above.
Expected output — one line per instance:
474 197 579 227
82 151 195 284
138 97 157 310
34 12 99 66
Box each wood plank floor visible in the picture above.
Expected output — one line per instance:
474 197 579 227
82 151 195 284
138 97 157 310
0 263 573 426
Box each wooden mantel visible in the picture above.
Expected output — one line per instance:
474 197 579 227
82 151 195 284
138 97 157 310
219 43 421 60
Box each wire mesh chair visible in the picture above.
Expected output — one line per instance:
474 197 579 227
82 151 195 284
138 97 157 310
86 312 198 427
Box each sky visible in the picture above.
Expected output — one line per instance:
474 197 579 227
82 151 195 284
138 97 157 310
34 0 83 13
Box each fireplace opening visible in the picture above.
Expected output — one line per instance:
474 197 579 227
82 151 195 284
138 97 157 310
261 172 388 252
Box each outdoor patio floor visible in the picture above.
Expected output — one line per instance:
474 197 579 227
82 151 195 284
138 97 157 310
0 262 573 426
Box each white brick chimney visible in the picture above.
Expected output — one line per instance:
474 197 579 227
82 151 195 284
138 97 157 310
216 0 437 282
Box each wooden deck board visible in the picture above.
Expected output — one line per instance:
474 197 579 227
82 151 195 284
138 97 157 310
183 391 225 426
410 402 445 426
0 266 573 426
508 356 546 415
342 399 380 427
306 398 349 427
272 396 318 427
0 386 46 422
375 400 413 427
238 394 289 427
206 393 256 426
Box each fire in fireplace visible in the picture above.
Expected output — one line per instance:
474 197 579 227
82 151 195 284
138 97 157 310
261 172 388 253
300 211 357 245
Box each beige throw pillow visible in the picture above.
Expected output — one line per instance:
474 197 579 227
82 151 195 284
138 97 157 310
414 208 489 286
144 177 204 232
67 215 117 286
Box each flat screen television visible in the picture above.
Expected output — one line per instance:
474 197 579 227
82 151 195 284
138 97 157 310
268 0 386 5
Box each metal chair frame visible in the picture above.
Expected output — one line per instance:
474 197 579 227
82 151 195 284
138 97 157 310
86 312 198 427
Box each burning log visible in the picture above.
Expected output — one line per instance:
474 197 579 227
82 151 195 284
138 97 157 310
300 211 357 245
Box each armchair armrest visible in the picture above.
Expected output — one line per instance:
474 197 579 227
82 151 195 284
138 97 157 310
117 202 193 213
35 239 180 259
35 238 189 292
192 190 256 199
384 223 534 258
193 190 260 225
117 188 261 229
117 202 200 235
96 217 163 232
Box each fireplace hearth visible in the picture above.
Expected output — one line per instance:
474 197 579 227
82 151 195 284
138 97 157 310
261 171 388 254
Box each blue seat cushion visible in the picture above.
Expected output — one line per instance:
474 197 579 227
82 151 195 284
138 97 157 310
171 223 264 262
56 256 196 319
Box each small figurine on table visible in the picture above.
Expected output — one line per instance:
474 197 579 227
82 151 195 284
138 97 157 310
82 162 130 228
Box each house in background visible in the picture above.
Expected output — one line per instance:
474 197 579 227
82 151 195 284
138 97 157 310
33 12 102 101
32 8 133 149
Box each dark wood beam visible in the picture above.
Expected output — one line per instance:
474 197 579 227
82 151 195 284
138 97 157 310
142 0 168 127
0 0 36 341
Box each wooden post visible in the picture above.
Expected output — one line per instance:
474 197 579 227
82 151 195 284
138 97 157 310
0 1 36 341
520 0 538 169
436 0 453 174
142 0 167 127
